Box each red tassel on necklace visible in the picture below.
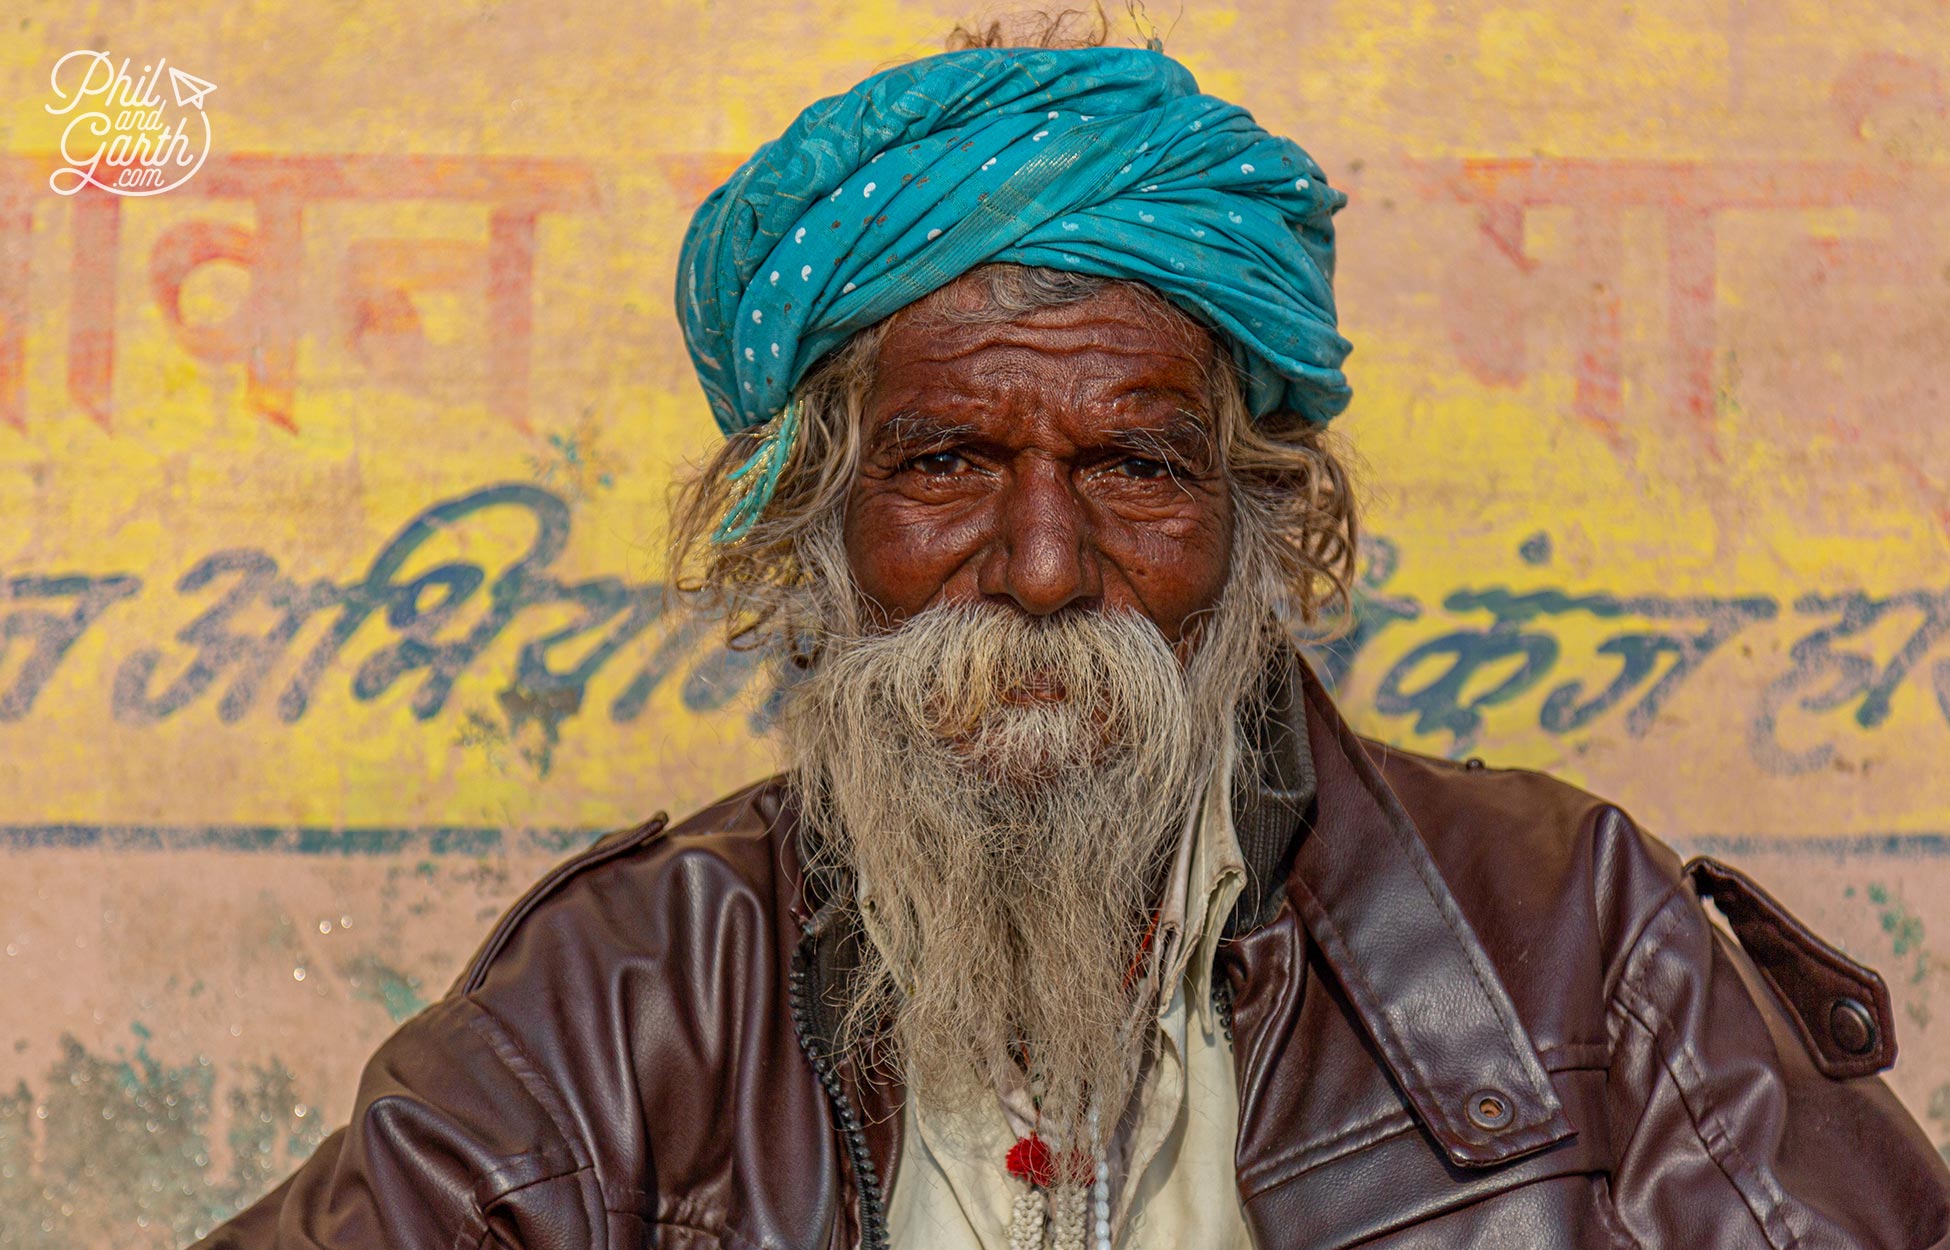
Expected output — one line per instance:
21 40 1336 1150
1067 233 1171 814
1006 1133 1056 1188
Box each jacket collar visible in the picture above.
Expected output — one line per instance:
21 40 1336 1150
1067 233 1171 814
789 642 1572 1178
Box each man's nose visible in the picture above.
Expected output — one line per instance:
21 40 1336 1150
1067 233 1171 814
977 459 1101 615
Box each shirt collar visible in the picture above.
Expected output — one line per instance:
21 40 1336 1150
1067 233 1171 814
1140 733 1246 1026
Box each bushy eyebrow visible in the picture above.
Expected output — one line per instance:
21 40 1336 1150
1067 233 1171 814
864 402 1217 466
1105 409 1216 468
868 410 978 459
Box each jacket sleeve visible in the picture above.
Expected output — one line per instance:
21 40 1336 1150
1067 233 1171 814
189 994 600 1250
1603 853 1950 1249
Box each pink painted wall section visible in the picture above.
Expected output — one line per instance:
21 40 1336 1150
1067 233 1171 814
0 2 1946 1243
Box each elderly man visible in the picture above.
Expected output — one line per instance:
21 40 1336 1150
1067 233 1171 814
195 35 1949 1250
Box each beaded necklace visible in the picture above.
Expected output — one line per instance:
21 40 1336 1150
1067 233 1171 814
1002 907 1162 1250
1003 1118 1112 1250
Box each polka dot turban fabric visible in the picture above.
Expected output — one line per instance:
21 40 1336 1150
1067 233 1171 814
676 44 1352 539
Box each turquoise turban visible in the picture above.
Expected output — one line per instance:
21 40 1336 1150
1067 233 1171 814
676 44 1352 541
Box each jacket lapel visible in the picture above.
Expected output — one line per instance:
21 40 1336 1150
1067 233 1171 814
1245 651 1575 1168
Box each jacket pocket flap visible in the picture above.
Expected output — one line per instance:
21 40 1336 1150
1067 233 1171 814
1241 1068 1610 1250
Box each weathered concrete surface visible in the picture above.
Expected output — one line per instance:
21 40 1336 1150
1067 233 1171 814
0 1 1946 1243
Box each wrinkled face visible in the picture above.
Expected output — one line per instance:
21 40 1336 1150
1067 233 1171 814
844 277 1234 646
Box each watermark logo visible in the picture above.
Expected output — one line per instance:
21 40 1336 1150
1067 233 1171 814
46 51 216 197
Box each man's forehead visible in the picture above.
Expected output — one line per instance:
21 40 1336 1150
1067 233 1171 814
865 337 1214 432
871 279 1217 392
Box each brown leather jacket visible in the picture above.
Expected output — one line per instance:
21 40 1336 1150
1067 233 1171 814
193 655 1950 1249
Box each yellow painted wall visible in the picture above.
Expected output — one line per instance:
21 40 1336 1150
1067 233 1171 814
0 2 1946 1243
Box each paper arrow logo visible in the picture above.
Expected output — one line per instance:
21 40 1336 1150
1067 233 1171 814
168 66 216 110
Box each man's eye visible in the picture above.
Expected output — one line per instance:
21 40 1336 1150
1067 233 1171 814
1117 456 1172 480
906 450 966 475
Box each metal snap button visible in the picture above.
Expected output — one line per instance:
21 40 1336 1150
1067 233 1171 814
1466 1088 1514 1130
1829 996 1878 1057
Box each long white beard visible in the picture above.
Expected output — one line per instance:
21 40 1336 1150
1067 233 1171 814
776 562 1278 1158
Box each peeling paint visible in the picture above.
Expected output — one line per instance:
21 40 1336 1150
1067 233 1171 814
0 1030 323 1248
339 955 430 1023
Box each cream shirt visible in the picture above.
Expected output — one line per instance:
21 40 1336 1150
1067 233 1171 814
869 744 1256 1250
